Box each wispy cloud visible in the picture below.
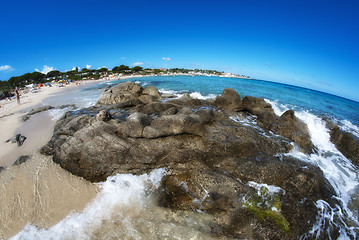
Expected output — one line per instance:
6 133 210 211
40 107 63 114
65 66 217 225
86 64 92 69
35 65 55 74
0 65 14 72
131 62 143 66
121 57 126 60
162 57 171 61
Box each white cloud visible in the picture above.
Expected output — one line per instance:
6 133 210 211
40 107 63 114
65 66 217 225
131 62 143 66
162 57 171 61
86 64 92 69
121 57 126 60
0 65 14 72
35 65 55 74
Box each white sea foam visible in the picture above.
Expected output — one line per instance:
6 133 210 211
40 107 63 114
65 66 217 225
189 92 217 100
159 89 216 100
248 181 284 195
339 119 359 139
268 100 359 238
264 99 289 116
48 108 71 120
229 115 257 127
10 168 166 240
159 89 187 99
159 89 182 95
301 200 352 240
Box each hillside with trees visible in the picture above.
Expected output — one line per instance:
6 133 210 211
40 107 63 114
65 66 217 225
0 65 250 98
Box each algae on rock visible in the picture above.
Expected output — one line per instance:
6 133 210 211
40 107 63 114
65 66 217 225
243 182 290 233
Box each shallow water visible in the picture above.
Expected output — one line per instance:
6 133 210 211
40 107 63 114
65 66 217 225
7 169 216 240
0 153 98 239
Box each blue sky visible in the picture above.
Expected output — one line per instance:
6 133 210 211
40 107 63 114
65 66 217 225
1 0 358 101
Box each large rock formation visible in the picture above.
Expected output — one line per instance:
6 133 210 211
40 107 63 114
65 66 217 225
41 82 344 239
96 81 161 106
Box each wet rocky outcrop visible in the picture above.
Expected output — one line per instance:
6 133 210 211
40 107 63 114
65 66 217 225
96 81 162 106
41 82 342 239
324 118 359 166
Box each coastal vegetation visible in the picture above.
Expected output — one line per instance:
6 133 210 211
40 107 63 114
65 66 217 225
0 66 250 98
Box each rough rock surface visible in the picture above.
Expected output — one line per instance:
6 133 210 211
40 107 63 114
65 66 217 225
271 110 315 153
214 88 243 111
96 81 161 106
41 82 345 239
324 118 359 166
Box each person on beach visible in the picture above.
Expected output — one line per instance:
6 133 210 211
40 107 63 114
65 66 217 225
15 87 20 105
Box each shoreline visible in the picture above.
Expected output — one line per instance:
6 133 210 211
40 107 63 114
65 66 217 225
0 78 122 167
0 75 151 167
0 84 69 166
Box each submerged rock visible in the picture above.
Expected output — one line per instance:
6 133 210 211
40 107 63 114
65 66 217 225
21 105 54 121
21 104 76 122
41 83 344 239
8 134 27 147
13 155 30 165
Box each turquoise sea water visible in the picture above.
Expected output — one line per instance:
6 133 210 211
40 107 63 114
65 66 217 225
94 75 359 128
36 75 359 239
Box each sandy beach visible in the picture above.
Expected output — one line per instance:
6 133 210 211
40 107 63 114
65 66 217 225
0 81 99 167
0 81 103 238
0 75 145 167
0 76 148 238
0 85 66 166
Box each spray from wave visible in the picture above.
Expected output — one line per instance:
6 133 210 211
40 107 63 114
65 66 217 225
10 169 166 240
266 99 359 239
10 168 215 240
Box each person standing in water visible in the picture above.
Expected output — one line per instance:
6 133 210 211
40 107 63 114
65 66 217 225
15 87 20 105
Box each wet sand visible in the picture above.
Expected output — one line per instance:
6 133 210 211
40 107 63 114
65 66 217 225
0 153 99 239
0 85 72 166
0 82 101 238
0 76 150 238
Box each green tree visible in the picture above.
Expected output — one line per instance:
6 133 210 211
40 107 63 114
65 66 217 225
112 66 120 73
114 65 130 72
98 67 108 72
47 70 61 77
131 66 143 72
69 74 81 81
